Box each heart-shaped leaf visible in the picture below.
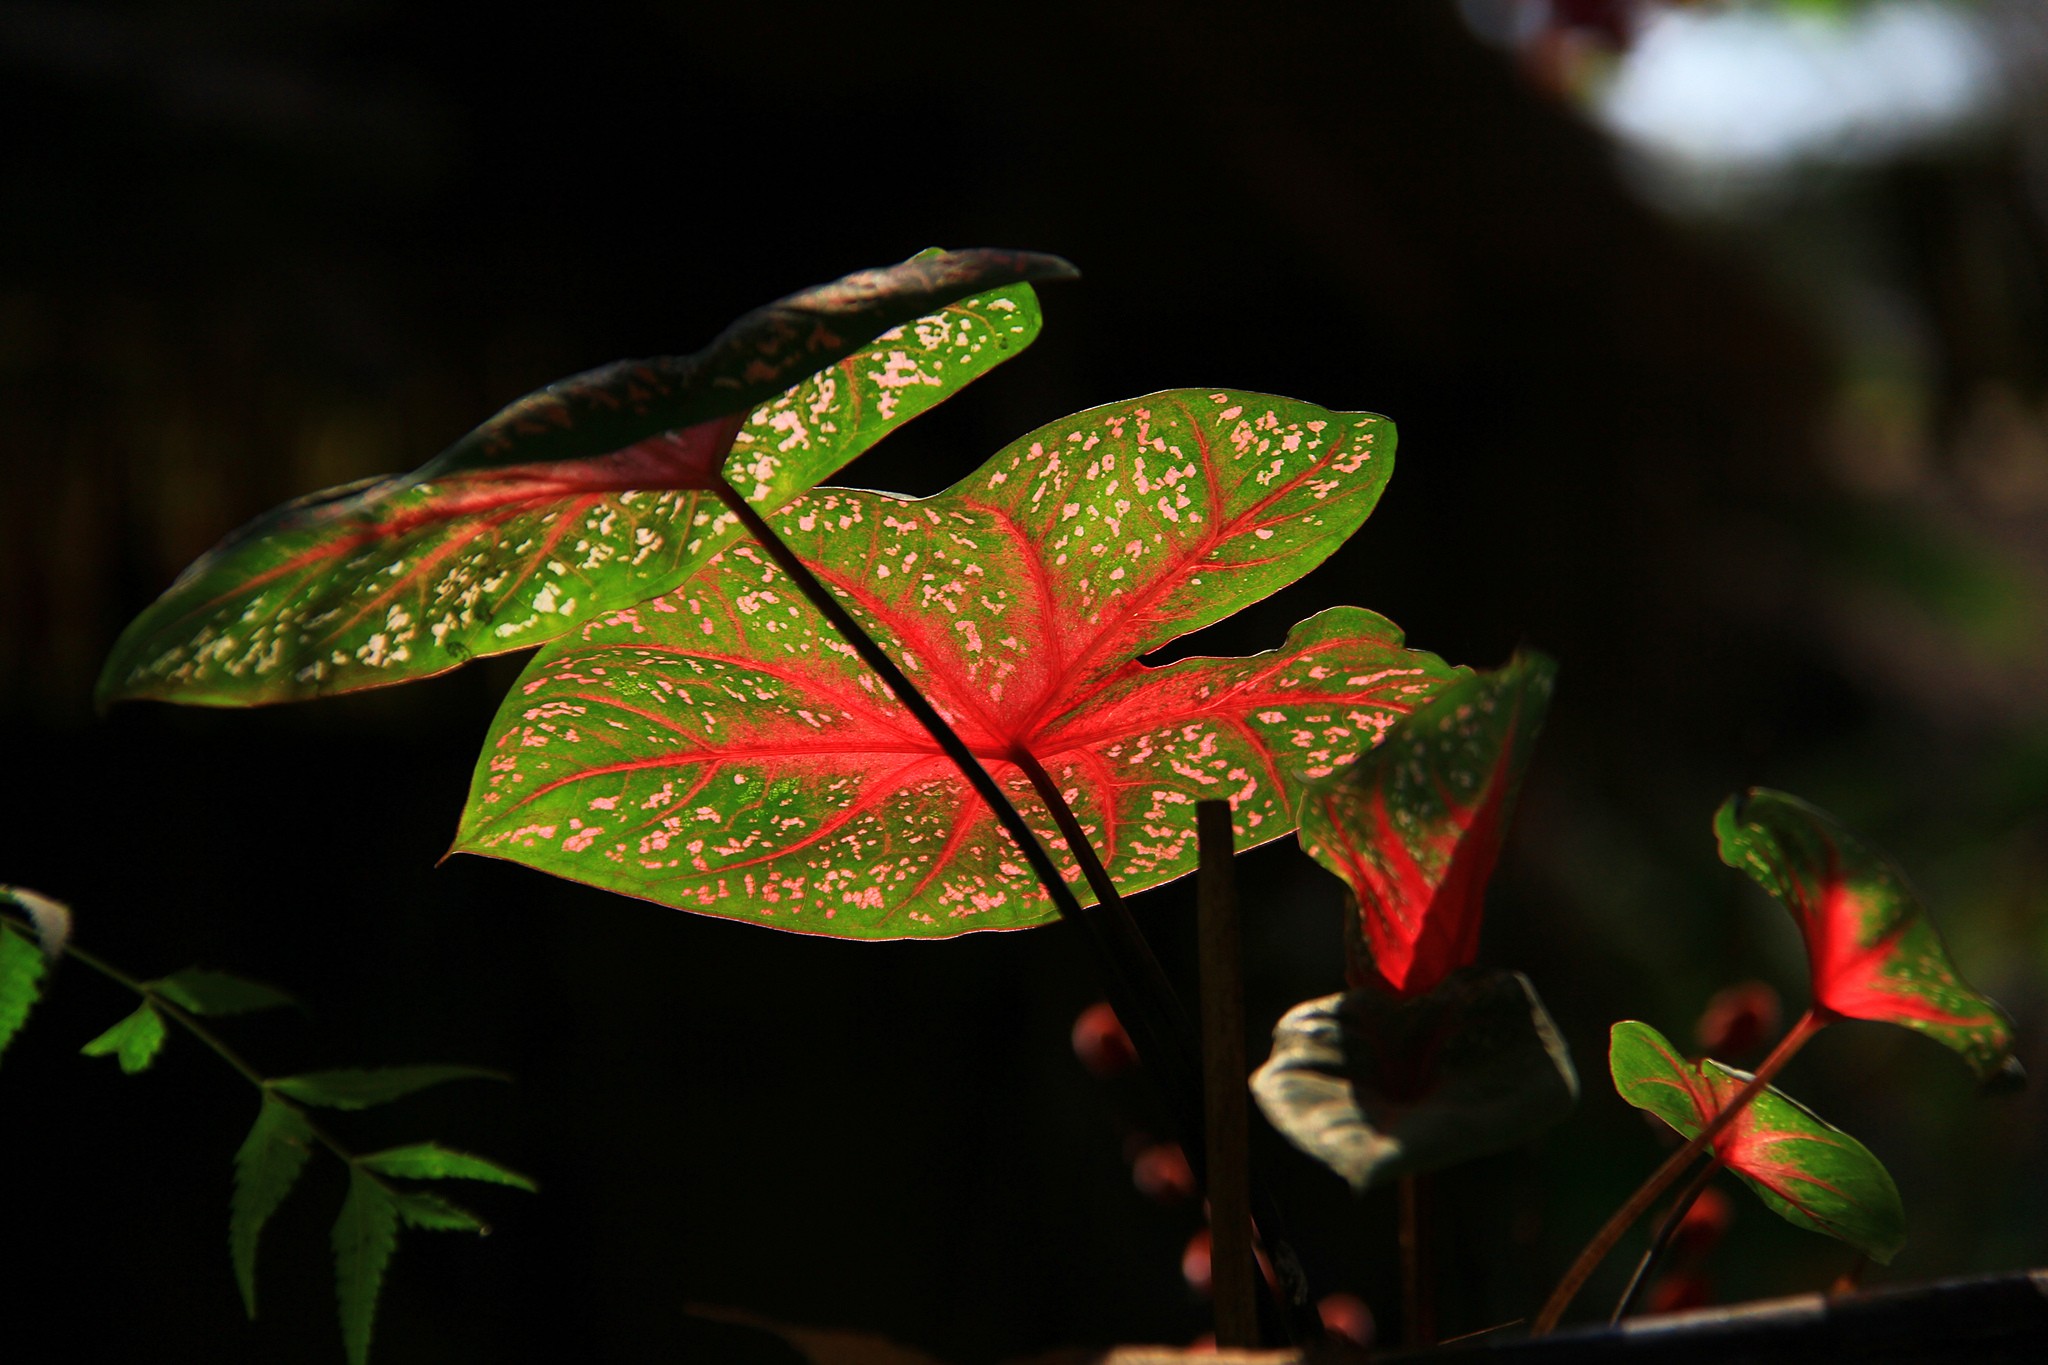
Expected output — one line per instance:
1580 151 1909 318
1715 790 2015 1080
455 389 1464 936
99 249 1071 707
231 1097 316 1318
1297 652 1555 996
1250 968 1578 1192
270 1065 504 1110
151 968 296 1017
1609 1019 1906 1263
80 1002 167 1074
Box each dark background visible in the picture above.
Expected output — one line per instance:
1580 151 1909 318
3 3 2045 1362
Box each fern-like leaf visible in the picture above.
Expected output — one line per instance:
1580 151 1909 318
359 1143 536 1191
153 968 296 1017
392 1190 487 1234
0 923 46 1065
333 1168 400 1365
80 1003 167 1074
231 1097 316 1318
271 1065 503 1110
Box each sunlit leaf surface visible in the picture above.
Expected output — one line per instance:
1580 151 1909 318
458 389 1463 937
1715 789 2014 1079
1252 968 1577 1191
1297 653 1554 996
231 1097 315 1318
99 250 1069 706
80 1003 166 1074
359 1143 536 1191
1610 1019 1906 1263
0 923 46 1064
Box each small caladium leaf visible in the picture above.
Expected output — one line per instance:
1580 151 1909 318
1250 967 1578 1192
231 1097 316 1318
1609 1020 1906 1263
1297 652 1555 997
1 885 72 958
457 390 1465 937
358 1143 537 1191
80 1002 167 1074
150 968 296 1017
333 1167 401 1365
392 1190 487 1234
1715 789 2015 1080
99 249 1072 707
270 1065 503 1110
0 922 47 1064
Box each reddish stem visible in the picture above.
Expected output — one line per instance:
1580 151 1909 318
1531 1005 1832 1335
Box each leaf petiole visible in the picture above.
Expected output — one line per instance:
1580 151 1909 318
1610 1154 1724 1322
1532 1004 1832 1334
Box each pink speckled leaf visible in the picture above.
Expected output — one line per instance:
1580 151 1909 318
1715 790 2015 1080
1610 1020 1906 1262
98 250 1069 706
454 389 1464 937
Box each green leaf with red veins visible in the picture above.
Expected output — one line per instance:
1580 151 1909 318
98 249 1072 707
1297 652 1554 998
1715 789 2015 1080
1609 1020 1906 1263
455 389 1465 938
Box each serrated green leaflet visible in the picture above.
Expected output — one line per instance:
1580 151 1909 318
458 389 1464 937
359 1143 536 1191
99 250 1069 707
1610 1020 1906 1263
231 1097 316 1318
270 1065 503 1110
392 1190 487 1234
151 968 296 1016
81 1002 167 1074
1251 968 1577 1192
0 923 46 1064
333 1167 400 1365
1 886 71 958
1298 653 1554 997
1715 789 2014 1079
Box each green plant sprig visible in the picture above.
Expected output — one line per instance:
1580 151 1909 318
0 897 532 1365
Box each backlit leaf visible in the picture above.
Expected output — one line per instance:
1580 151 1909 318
1251 968 1578 1192
0 922 46 1064
270 1065 503 1110
359 1143 536 1191
333 1168 400 1365
1715 789 2014 1079
1297 652 1555 996
392 1190 486 1234
99 249 1070 707
151 968 296 1016
1 885 71 959
231 1097 316 1318
80 1003 167 1074
1609 1019 1906 1263
457 390 1464 937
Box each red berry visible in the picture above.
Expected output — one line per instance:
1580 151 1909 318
1072 1001 1138 1078
1182 1227 1213 1295
1133 1142 1196 1205
1317 1292 1374 1348
1695 981 1782 1060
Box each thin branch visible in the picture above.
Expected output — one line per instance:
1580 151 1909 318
1611 1155 1723 1322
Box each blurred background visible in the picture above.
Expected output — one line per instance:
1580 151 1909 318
2 1 2045 1360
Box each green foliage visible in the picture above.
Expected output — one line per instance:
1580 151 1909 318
151 968 296 1017
231 1098 316 1318
334 1168 402 1365
0 923 46 1066
359 1143 537 1191
457 390 1460 936
1252 968 1577 1192
80 1003 167 1074
1610 1020 1907 1263
391 1190 488 1233
270 1066 506 1110
1715 789 2015 1079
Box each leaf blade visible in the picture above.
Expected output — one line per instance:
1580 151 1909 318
333 1168 400 1365
99 252 1065 707
80 1002 167 1074
391 1190 487 1234
1609 1020 1907 1263
0 922 47 1065
271 1065 504 1111
1715 789 2015 1079
358 1143 536 1192
151 968 296 1016
230 1097 317 1318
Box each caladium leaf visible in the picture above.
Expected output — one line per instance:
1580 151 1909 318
150 968 296 1017
1715 790 2015 1080
98 248 1072 707
1609 1019 1906 1263
333 1167 400 1365
80 1002 167 1074
231 1097 316 1318
270 1065 503 1110
1297 652 1555 997
1250 968 1578 1192
456 389 1465 937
